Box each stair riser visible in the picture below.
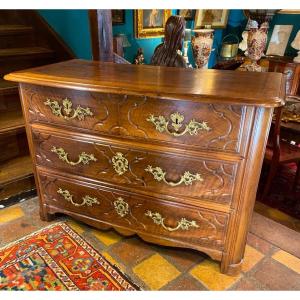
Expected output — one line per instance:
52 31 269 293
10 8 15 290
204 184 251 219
0 33 36 49
0 131 28 163
0 176 35 201
0 9 73 201
0 94 22 111
0 56 56 77
0 11 31 25
0 87 18 97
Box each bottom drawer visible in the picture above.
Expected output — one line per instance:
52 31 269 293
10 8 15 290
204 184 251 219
38 170 229 252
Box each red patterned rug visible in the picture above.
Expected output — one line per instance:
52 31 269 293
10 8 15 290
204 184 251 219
0 222 140 290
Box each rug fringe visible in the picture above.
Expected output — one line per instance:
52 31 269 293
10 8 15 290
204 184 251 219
62 222 143 291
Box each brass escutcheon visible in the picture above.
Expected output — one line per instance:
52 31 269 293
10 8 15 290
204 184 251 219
146 111 210 137
114 197 129 217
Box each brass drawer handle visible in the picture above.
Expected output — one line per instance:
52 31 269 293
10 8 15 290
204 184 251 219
51 146 97 166
57 188 100 207
147 112 210 137
145 210 199 232
145 165 203 187
44 98 93 121
112 152 129 175
114 197 129 217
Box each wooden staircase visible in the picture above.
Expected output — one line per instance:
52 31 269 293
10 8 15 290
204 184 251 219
0 10 74 205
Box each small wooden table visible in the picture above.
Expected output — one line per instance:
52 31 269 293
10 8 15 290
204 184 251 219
280 122 300 145
280 98 300 145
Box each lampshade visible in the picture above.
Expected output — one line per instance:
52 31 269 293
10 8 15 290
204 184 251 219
291 30 300 50
184 29 192 42
115 33 131 48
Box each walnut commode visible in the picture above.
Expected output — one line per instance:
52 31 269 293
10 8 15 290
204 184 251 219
5 59 285 275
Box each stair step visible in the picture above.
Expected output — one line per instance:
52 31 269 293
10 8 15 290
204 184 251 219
0 25 35 49
0 25 33 35
0 110 25 134
0 155 33 186
0 47 54 59
0 154 35 200
0 79 18 96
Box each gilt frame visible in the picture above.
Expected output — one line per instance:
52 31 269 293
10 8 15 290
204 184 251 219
194 9 229 29
134 9 172 39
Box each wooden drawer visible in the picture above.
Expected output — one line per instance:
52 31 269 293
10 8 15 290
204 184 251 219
38 170 229 251
22 84 253 154
32 127 239 206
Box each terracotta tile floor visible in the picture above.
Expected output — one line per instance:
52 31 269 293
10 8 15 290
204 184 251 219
1 197 300 291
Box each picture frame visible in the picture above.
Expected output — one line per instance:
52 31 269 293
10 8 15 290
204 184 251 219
112 10 125 25
266 24 293 56
134 9 172 39
177 9 195 20
194 9 229 29
278 9 300 14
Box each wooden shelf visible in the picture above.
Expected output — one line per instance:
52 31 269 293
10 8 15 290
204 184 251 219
0 110 25 134
0 155 33 186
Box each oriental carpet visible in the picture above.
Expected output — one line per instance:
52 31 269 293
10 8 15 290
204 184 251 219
0 222 139 290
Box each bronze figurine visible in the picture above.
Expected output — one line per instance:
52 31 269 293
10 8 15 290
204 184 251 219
133 48 145 65
150 15 187 68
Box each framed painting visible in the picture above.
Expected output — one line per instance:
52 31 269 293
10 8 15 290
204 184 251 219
278 9 300 14
112 10 125 25
178 9 195 20
194 10 229 29
134 9 172 39
266 25 293 56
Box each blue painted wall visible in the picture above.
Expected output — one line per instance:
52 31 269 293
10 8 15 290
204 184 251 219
112 9 246 67
38 10 300 68
39 10 92 60
113 10 173 64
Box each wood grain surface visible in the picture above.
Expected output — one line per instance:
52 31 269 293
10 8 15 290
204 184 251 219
5 59 285 275
5 59 285 106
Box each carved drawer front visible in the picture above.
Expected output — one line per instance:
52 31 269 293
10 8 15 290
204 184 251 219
117 97 250 154
33 129 239 205
23 84 252 154
38 171 229 251
23 85 112 130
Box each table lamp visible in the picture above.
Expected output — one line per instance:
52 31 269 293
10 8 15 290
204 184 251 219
114 33 131 57
291 30 300 63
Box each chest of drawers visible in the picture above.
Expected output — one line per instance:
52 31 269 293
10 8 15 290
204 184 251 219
5 59 285 275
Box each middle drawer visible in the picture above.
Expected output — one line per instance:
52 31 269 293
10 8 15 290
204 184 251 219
32 127 239 206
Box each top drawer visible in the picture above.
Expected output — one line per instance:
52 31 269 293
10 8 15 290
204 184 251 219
21 84 253 154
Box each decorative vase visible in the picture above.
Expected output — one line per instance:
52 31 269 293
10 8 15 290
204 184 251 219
245 21 269 72
191 29 214 69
